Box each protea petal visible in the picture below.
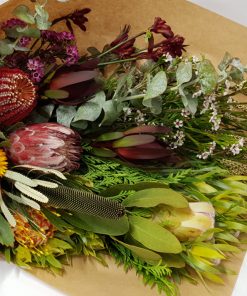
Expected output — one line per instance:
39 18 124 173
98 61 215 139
8 123 82 172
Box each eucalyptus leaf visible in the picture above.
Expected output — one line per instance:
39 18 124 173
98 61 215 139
73 91 105 122
13 5 35 24
128 215 182 253
101 99 124 126
0 40 14 56
123 188 188 208
176 62 192 85
56 105 76 127
112 237 162 264
0 213 14 246
179 87 198 115
35 4 51 30
198 59 218 94
144 71 167 101
71 120 88 130
63 212 129 236
218 52 232 71
16 27 40 38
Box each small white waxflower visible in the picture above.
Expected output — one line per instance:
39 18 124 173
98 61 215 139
174 119 183 128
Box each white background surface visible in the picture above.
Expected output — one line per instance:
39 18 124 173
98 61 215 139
0 0 246 295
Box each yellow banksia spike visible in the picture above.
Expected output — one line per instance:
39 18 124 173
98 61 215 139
0 148 8 177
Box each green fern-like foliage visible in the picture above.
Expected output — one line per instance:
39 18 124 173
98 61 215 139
108 240 178 296
82 156 192 193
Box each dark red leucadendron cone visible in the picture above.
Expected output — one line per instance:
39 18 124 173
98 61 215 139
91 125 180 164
0 68 37 126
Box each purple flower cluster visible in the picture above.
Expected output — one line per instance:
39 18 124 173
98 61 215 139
65 45 79 65
41 30 75 43
27 57 45 83
1 18 26 29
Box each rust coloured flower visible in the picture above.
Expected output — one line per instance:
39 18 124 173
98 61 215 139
8 123 82 172
13 209 55 248
0 68 36 126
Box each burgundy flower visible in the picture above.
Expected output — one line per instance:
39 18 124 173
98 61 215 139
160 35 186 57
70 8 91 31
110 25 136 58
138 35 186 60
0 68 36 126
8 123 82 172
150 17 174 38
52 8 91 33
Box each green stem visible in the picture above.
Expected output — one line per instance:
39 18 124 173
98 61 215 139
98 57 138 66
120 94 145 102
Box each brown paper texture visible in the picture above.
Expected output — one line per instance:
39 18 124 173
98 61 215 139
1 0 247 295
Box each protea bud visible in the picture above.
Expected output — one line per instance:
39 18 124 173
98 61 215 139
0 68 36 126
164 202 215 241
13 209 55 248
8 123 82 172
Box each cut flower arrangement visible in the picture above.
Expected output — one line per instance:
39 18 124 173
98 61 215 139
0 2 247 295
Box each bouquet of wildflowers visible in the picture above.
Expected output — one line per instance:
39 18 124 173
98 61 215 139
0 2 247 295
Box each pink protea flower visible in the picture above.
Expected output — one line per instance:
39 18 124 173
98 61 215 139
8 123 82 172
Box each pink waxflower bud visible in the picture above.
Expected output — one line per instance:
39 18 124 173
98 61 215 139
7 123 82 172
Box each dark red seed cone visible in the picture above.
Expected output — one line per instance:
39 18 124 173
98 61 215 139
0 68 36 126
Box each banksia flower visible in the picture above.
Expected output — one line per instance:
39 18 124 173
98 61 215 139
13 209 55 248
0 68 36 126
8 123 82 172
38 185 125 219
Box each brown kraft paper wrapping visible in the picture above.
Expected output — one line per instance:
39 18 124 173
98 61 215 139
1 0 246 295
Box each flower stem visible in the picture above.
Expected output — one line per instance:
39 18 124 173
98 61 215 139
98 57 138 66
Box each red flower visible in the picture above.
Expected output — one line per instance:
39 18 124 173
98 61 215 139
0 68 36 126
52 8 91 33
8 123 82 172
160 35 186 57
110 25 136 58
150 17 174 38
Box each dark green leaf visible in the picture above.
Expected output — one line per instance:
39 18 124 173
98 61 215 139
112 237 162 264
63 212 129 236
129 215 182 253
123 188 188 208
0 214 14 246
